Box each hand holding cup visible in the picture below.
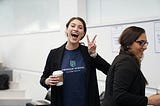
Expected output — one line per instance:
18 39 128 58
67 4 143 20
45 70 63 86
52 70 63 86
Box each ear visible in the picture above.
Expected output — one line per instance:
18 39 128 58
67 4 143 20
127 46 130 49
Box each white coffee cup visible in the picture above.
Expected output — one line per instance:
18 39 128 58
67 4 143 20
52 70 63 86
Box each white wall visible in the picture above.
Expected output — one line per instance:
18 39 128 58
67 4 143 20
0 0 86 100
87 0 160 25
0 0 160 100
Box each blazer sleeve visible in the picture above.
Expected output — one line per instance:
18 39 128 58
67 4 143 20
94 54 110 75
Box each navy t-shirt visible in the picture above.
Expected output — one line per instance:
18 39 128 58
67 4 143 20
61 47 86 106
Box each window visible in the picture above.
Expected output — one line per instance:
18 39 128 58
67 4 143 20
0 0 59 35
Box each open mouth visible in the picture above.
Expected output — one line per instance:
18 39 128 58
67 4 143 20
71 34 78 38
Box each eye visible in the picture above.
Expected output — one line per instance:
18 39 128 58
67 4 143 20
70 24 75 28
135 40 149 46
78 25 83 29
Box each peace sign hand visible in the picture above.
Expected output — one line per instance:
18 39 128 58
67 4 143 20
87 35 97 55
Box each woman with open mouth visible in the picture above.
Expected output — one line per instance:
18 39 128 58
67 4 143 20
40 17 110 106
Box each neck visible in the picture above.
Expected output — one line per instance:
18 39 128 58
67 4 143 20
65 42 79 50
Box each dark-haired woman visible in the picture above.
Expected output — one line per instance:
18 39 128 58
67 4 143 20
40 17 110 106
101 26 160 106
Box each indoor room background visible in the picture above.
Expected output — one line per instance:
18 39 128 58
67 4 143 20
0 0 160 102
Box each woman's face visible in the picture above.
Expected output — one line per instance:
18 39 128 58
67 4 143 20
66 19 85 44
129 33 148 60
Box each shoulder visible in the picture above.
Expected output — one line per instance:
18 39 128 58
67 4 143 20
79 44 88 54
79 44 88 50
46 43 66 59
114 54 136 65
112 54 139 73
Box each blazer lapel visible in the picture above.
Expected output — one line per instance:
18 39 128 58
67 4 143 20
55 43 66 70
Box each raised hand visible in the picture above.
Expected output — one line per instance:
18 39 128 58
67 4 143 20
87 35 97 54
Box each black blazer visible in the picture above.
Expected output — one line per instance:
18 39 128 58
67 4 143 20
101 53 148 106
40 42 110 106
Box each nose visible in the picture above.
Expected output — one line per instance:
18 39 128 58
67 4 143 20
73 26 79 30
143 45 147 50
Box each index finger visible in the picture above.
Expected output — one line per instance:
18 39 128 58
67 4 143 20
91 35 97 43
86 35 90 44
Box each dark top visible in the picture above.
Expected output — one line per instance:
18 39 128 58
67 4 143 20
101 53 148 106
40 42 110 106
61 48 86 106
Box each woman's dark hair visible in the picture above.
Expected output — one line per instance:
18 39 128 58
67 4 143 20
119 26 145 53
66 17 87 39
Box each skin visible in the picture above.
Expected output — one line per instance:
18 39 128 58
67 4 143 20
65 19 85 50
129 33 147 61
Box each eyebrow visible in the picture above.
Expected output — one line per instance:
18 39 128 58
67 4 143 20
70 23 83 26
